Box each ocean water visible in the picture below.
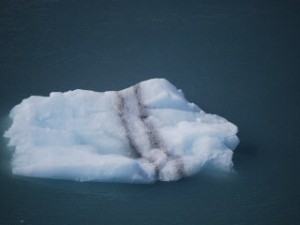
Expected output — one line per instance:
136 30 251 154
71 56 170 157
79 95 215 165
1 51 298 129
0 1 300 225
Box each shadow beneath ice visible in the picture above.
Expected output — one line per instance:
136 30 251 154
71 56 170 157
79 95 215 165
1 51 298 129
232 140 258 173
0 116 14 178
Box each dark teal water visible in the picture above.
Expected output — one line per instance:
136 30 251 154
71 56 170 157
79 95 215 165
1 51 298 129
1 1 300 225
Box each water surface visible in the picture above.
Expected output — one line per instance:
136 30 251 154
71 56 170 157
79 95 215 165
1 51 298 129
1 1 300 225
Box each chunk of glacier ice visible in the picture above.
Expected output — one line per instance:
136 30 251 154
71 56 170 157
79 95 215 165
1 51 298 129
4 78 239 183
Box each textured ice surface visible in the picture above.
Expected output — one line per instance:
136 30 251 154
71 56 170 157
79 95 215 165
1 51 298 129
4 78 239 183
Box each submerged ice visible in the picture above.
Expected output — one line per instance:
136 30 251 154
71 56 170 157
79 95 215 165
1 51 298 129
4 78 239 183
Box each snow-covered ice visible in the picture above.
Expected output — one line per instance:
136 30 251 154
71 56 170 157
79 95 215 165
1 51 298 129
4 78 239 183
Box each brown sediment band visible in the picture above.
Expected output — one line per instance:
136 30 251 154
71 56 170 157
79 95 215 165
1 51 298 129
134 84 164 150
116 92 141 158
115 84 185 180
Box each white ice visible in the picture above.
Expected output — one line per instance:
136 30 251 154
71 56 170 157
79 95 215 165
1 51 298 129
4 78 239 183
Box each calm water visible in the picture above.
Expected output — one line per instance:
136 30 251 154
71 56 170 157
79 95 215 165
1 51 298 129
1 1 300 225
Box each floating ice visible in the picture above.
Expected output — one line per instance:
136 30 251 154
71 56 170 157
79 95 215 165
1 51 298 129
4 78 239 183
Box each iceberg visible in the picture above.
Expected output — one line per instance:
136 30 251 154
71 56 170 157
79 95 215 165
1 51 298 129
4 78 239 183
